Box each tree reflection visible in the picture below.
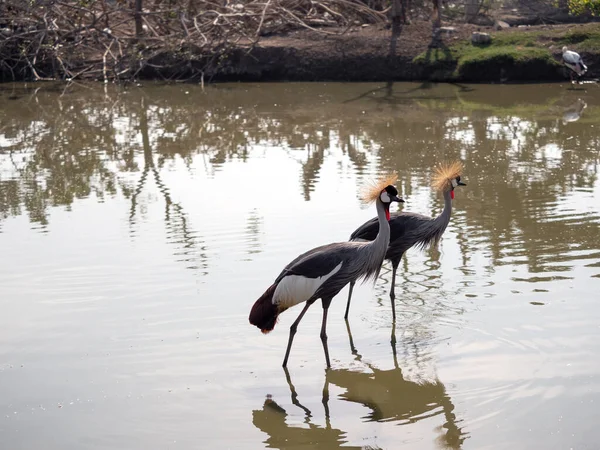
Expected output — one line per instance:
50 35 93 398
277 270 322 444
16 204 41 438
244 208 264 257
0 85 121 228
1 82 599 275
128 97 209 273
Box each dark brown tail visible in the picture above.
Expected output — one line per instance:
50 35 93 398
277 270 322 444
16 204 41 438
249 283 280 334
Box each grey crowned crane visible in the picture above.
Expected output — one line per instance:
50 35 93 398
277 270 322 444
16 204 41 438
562 46 588 84
345 161 466 322
249 175 404 368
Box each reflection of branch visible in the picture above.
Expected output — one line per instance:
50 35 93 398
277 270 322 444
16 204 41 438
129 99 208 273
129 160 151 224
151 164 207 269
342 82 427 105
341 136 368 173
244 209 263 256
8 150 20 171
301 144 325 201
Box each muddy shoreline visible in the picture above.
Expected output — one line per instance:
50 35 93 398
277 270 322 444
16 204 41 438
136 21 600 84
3 20 599 84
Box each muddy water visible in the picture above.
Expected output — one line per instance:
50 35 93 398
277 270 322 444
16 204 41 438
0 81 599 450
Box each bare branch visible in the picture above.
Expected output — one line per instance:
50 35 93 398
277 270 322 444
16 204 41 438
0 0 388 82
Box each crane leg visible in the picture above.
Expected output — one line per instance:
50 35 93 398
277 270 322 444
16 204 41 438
282 300 313 367
390 321 399 369
344 281 356 320
320 298 333 368
344 319 358 356
389 261 400 322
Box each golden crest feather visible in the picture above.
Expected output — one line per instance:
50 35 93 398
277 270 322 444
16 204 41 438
360 173 398 204
432 160 464 192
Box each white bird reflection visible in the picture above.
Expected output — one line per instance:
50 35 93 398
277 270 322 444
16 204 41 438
562 98 587 125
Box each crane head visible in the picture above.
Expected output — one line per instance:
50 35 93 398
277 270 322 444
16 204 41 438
433 161 465 199
361 173 398 204
450 176 467 199
380 185 404 220
451 176 467 188
380 185 404 204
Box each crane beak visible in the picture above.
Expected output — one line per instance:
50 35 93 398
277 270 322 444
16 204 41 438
457 181 467 186
392 195 405 203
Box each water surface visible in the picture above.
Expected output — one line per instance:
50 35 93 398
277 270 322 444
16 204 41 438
1 81 600 449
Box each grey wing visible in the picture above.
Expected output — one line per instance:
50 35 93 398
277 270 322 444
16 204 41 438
275 243 348 283
287 244 362 299
392 211 432 226
389 212 436 252
350 217 379 241
351 211 432 243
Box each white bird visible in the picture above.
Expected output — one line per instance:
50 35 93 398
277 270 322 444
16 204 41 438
562 46 588 84
249 174 403 368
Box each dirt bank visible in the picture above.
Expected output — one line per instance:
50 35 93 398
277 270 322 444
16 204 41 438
139 21 600 84
1 5 599 85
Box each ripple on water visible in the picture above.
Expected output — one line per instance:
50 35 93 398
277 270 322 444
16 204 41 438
2 82 600 450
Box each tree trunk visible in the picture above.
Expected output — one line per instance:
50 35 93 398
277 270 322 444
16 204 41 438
389 0 403 56
465 0 479 23
134 0 143 37
401 0 410 24
390 0 403 35
430 0 442 47
433 0 442 28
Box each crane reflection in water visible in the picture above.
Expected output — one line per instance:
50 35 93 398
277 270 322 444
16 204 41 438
252 322 466 449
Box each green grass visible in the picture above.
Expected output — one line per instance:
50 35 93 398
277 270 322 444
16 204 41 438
557 24 600 50
487 31 542 47
412 23 600 81
413 42 560 81
481 22 600 49
457 45 560 78
458 44 553 65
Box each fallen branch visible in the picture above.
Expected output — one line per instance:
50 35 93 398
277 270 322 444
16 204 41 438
0 0 388 82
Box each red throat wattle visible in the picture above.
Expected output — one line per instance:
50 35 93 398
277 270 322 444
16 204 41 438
451 190 455 200
386 210 390 221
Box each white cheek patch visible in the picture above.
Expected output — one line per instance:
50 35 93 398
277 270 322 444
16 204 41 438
380 191 391 203
451 179 458 188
